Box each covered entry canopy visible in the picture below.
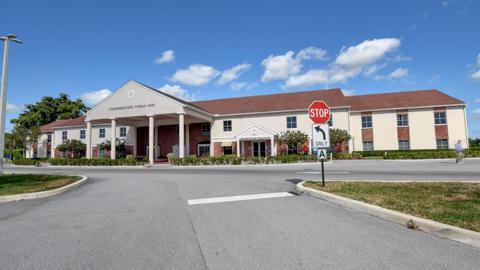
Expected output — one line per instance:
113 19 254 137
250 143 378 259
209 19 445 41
84 80 213 163
234 124 277 157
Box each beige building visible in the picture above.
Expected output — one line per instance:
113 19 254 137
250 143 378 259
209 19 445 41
31 80 469 163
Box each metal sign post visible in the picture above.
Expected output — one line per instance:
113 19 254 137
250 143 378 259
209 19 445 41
308 100 331 187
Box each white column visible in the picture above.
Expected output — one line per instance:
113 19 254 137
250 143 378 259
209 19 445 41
178 113 185 158
210 122 214 157
50 133 55 158
185 123 190 157
148 115 154 164
86 121 92 158
110 119 116 159
348 138 353 153
133 127 137 158
270 136 275 156
154 122 158 160
236 139 241 157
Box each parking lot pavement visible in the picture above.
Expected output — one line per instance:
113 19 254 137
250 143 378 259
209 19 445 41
1 160 479 269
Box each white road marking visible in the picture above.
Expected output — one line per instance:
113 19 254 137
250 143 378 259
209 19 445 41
188 192 294 205
297 171 351 174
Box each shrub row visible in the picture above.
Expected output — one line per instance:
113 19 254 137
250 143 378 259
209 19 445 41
12 158 41 166
48 158 144 166
169 154 319 166
348 149 480 160
332 152 362 159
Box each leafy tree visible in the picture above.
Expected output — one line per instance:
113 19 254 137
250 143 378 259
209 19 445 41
10 125 41 157
56 139 86 158
330 128 352 153
11 93 89 129
469 138 480 147
330 128 352 145
97 139 127 158
278 130 309 155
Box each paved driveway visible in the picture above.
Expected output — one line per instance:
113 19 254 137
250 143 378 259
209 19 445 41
1 160 479 269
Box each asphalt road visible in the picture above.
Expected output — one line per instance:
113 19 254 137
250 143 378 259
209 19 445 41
1 159 479 269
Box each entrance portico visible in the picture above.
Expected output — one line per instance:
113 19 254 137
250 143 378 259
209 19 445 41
234 124 277 157
85 81 213 164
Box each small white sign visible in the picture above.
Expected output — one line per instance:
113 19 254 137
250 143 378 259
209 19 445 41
312 124 330 148
317 149 328 160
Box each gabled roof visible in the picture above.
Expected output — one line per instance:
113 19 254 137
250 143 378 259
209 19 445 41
40 116 86 133
344 89 464 112
192 88 348 115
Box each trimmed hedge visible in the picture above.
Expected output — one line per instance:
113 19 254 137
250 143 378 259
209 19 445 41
12 158 41 166
48 158 144 166
351 149 480 160
169 154 319 166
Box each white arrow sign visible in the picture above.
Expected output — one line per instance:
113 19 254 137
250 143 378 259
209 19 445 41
312 124 330 149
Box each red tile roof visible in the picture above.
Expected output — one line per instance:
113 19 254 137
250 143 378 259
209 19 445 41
344 89 464 112
40 116 86 133
40 88 465 131
192 88 348 115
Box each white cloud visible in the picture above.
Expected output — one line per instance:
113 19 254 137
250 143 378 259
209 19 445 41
261 47 327 82
341 89 356 96
472 108 480 114
157 84 196 101
230 82 256 91
284 69 329 88
261 51 301 82
217 63 252 85
335 38 401 68
171 64 219 86
475 98 480 103
6 103 21 113
471 70 480 80
155 50 175 64
476 53 480 66
296 47 327 61
388 68 409 79
81 89 112 106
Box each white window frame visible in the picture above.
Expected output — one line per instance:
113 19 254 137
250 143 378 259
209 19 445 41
398 140 410 150
361 116 373 128
201 123 210 135
120 127 127 138
197 143 210 157
397 114 409 127
434 111 447 125
362 141 374 151
62 131 68 142
99 128 105 138
286 116 297 129
223 120 232 132
436 139 449 149
80 129 86 139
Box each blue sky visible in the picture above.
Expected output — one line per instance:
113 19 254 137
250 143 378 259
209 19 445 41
1 0 480 136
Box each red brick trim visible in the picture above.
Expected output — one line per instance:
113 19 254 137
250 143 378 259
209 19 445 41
397 127 410 140
433 107 446 112
435 125 448 139
362 129 373 141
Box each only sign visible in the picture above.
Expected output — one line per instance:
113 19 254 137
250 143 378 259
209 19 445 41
308 100 331 124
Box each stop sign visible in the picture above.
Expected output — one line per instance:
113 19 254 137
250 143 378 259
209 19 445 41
308 100 331 124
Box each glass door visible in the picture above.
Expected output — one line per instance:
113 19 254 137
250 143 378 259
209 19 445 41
253 141 266 157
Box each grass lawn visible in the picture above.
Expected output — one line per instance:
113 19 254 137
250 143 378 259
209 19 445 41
0 174 82 196
304 181 480 232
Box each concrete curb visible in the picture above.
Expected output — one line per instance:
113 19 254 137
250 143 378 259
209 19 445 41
296 181 480 248
0 175 89 203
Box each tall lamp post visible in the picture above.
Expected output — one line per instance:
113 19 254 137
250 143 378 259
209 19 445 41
0 34 22 175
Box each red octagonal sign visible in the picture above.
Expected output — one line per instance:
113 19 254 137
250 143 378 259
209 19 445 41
308 100 331 124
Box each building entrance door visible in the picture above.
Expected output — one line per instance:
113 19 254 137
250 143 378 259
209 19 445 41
253 141 266 157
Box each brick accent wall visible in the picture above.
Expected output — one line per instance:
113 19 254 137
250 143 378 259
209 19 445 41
397 127 410 140
188 123 211 156
213 142 237 156
158 125 178 157
435 125 449 139
362 129 373 141
433 107 446 112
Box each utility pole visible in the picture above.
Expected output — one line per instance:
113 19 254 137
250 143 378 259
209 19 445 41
0 34 22 175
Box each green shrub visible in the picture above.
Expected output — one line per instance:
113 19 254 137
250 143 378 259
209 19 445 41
13 158 40 166
48 158 144 166
333 153 352 159
168 154 319 166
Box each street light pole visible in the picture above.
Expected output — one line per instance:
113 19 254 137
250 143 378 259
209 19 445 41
0 34 22 175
